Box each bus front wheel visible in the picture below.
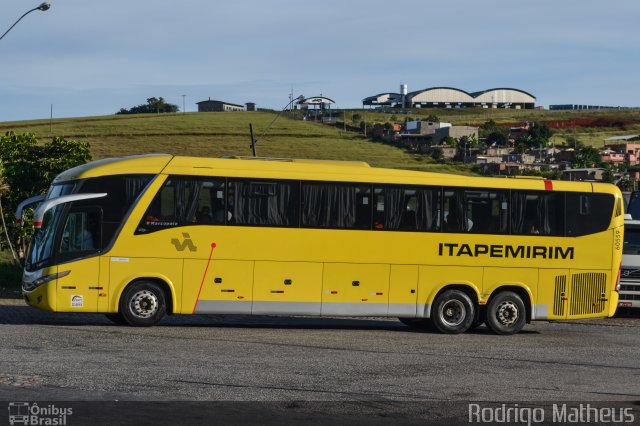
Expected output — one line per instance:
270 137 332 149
485 291 526 335
430 289 475 334
120 281 167 327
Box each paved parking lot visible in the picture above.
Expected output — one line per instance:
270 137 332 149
1 300 639 424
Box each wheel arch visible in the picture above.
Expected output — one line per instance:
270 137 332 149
113 275 176 315
424 283 480 319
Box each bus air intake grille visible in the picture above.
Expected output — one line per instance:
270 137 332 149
570 273 607 316
553 275 566 317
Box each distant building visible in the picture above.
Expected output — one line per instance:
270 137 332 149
197 98 244 112
245 102 257 111
561 168 605 181
402 120 478 143
363 86 536 109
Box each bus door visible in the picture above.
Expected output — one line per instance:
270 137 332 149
321 263 390 316
55 207 103 312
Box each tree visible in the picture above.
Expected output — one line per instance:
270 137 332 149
0 132 91 264
480 120 509 147
524 122 554 148
430 147 444 162
425 114 440 122
565 135 584 150
117 96 179 114
571 146 602 168
441 136 457 148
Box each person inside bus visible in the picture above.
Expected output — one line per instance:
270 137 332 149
196 206 213 223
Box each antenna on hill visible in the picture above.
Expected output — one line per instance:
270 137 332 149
249 94 305 157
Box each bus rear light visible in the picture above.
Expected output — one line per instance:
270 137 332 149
615 264 621 293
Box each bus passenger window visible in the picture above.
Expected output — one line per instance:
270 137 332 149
301 183 370 229
443 190 469 232
463 190 508 234
566 193 614 236
510 191 564 236
373 186 440 232
136 177 226 233
228 179 299 227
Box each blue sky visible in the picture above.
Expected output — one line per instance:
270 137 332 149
1 0 639 121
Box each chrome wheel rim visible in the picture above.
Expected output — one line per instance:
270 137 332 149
439 299 466 327
496 301 519 326
129 290 158 318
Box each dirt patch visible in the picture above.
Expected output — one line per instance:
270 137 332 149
504 117 639 130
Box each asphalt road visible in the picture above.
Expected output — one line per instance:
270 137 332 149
1 300 640 425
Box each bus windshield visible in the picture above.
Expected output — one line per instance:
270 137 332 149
24 174 154 272
624 225 640 255
26 205 64 270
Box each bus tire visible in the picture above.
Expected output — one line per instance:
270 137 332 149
120 281 166 327
485 291 526 335
430 289 475 334
104 313 127 325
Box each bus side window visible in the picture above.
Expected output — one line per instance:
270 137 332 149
566 193 613 236
301 182 370 229
511 191 564 236
136 177 226 233
228 179 299 227
373 186 440 232
464 190 508 234
59 208 102 255
443 189 468 232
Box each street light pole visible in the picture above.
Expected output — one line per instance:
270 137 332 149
0 3 51 42
250 95 305 157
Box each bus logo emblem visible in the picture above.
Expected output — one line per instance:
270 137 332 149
171 233 198 252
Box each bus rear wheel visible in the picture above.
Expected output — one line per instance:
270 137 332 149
485 291 526 335
430 289 475 334
120 281 167 327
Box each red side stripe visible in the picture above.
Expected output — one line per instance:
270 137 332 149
544 180 553 191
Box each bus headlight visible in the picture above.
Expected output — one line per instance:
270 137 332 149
22 270 70 292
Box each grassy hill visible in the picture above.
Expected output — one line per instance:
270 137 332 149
0 111 473 174
2 108 639 170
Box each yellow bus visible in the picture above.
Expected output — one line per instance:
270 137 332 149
20 154 623 334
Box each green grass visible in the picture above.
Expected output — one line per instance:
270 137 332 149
0 111 477 173
2 108 640 174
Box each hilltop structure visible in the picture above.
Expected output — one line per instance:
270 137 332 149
363 85 536 109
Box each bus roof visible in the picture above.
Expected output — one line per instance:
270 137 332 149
51 153 617 194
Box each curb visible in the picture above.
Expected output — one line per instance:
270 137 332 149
0 298 26 306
